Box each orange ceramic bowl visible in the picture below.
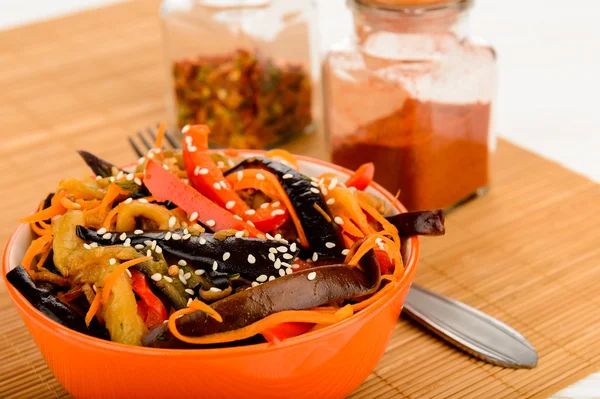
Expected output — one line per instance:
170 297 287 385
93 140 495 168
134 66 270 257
3 153 419 399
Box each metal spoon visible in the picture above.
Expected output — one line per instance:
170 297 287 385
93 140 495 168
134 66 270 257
402 284 538 369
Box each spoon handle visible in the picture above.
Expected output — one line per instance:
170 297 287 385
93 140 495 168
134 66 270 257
402 284 538 369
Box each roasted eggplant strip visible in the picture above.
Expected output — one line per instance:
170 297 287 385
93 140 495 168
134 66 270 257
77 150 121 178
386 210 445 237
6 266 107 338
76 227 300 282
225 157 342 259
143 250 381 348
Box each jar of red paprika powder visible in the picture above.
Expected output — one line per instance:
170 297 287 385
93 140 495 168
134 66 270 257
323 0 496 211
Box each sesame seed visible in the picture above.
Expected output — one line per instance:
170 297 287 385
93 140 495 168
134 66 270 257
281 262 292 268
334 217 344 225
279 269 286 277
286 268 293 275
268 253 276 262
256 173 265 181
172 233 182 240
266 233 274 240
109 258 116 265
310 188 320 194
177 259 187 267
222 252 231 261
125 269 132 278
312 252 319 262
269 276 276 281
213 182 221 190
135 244 144 250
205 220 216 227
151 240 157 250
199 237 207 245
137 157 145 165
185 289 195 295
220 181 227 188
134 177 142 186
184 272 191 280
183 234 191 240
256 275 267 282
90 242 98 248
248 254 256 264
307 272 317 281
187 145 197 152
83 243 92 250
92 284 97 292
164 276 173 283
97 227 107 235
199 168 209 175
269 247 278 254
146 249 152 257
185 136 192 145
290 243 297 252
134 229 143 235
273 209 286 217
325 242 336 249
179 274 187 285
271 201 281 208
247 220 255 227
119 232 127 241
251 282 260 287
116 171 124 180
326 198 335 205
102 233 112 240
162 164 170 171
190 212 198 221
328 178 338 191
274 258 282 269
321 187 329 196
310 181 319 187
144 240 153 247
109 176 116 182
209 287 222 292
226 201 235 209
212 261 218 271
228 159 235 167
179 268 184 276
217 161 225 168
195 269 205 275
138 198 149 204
375 237 383 244
187 298 193 307
126 173 134 181
260 202 270 209
164 231 172 240
282 173 293 179
124 238 131 247
233 215 243 221
283 253 294 260
123 198 133 206
245 209 256 216
155 246 163 254
277 246 288 253
168 216 176 228
96 175 102 181
193 166 200 175
182 124 190 133
151 273 162 282
235 231 245 238
291 264 299 269
341 249 350 256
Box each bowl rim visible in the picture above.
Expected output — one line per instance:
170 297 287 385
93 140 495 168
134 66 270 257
2 150 419 357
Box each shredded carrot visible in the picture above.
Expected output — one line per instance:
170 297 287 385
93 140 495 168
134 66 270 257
174 299 223 322
233 169 309 247
265 149 299 170
36 244 53 270
60 196 83 210
101 256 152 305
346 234 403 278
33 270 69 287
101 202 125 230
22 235 53 274
30 221 52 236
169 304 353 345
313 203 332 223
352 282 395 312
357 196 400 245
83 183 125 228
85 291 102 326
226 174 283 202
21 192 67 224
155 121 166 150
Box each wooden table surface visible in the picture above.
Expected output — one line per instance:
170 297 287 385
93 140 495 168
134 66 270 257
1 1 599 398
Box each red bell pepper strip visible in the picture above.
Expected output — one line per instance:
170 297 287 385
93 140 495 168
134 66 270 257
261 322 314 344
144 159 264 236
182 125 289 233
374 248 394 275
345 162 375 191
130 269 167 329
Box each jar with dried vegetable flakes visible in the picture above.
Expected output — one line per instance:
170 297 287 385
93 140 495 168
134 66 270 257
161 0 318 149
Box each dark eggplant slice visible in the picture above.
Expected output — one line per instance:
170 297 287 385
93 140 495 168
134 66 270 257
386 210 445 237
225 157 343 260
76 227 300 282
143 250 381 348
77 150 121 178
6 266 107 339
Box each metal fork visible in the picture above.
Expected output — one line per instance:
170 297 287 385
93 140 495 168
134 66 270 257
128 125 181 157
127 126 538 369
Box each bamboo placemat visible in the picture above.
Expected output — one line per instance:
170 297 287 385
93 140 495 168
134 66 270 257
0 1 599 398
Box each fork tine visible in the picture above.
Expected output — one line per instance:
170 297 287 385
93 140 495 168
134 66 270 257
128 136 144 158
164 130 181 149
146 126 157 142
137 131 153 151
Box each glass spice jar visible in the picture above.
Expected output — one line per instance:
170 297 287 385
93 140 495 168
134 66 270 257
323 0 496 211
161 0 318 149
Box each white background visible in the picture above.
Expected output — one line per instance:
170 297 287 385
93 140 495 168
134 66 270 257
0 1 599 397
